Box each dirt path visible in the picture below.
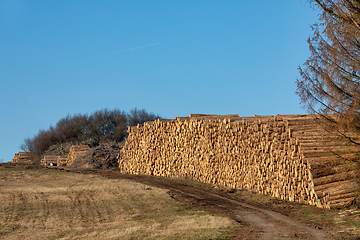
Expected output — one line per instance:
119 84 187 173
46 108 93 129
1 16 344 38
72 169 339 240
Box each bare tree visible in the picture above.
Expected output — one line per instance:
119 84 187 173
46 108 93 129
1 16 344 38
56 114 89 142
87 109 127 142
127 108 161 126
297 0 360 139
20 108 161 159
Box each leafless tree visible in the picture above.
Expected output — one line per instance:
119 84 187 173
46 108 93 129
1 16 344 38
127 108 161 126
21 108 161 158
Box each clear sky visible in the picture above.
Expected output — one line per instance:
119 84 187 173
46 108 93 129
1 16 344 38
0 0 319 162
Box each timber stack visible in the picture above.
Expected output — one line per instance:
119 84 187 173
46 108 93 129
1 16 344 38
57 157 67 167
12 152 31 163
120 114 360 208
287 115 360 208
41 155 59 166
66 145 90 166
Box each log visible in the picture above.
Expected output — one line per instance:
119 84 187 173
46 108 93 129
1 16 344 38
310 163 356 179
312 170 359 186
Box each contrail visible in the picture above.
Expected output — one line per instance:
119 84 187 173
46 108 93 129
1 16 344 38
99 42 160 57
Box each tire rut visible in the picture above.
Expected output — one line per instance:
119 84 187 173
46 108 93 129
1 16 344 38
65 187 106 228
38 192 50 227
3 193 16 225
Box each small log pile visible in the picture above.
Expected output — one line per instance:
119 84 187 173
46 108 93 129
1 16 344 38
41 155 59 166
66 145 90 166
12 152 31 163
57 157 67 167
120 114 360 208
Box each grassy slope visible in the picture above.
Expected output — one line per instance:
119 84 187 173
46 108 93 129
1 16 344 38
0 166 235 240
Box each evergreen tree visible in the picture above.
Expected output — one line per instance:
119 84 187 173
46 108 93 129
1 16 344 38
297 0 360 139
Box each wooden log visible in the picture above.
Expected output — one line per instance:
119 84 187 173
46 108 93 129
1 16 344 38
307 154 357 168
312 170 359 186
330 197 355 208
310 163 356 179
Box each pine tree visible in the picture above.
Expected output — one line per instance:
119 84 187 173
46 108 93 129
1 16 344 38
297 0 360 139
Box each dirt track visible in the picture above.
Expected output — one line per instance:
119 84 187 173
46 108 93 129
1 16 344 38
72 168 346 240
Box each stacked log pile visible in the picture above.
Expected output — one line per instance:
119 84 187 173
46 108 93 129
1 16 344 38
286 115 360 208
41 155 59 166
57 157 67 167
12 152 31 163
120 114 360 208
66 145 90 166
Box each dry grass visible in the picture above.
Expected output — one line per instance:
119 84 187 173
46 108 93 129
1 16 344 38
167 176 360 238
0 166 235 239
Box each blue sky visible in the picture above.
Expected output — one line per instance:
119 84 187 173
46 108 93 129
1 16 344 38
0 0 319 162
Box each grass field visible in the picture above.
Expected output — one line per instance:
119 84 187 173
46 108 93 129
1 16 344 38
0 166 235 239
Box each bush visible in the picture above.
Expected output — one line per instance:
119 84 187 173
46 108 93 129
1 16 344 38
128 108 161 126
87 109 127 142
56 114 89 143
21 108 161 159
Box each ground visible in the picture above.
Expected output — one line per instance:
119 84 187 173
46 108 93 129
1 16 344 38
1 163 360 239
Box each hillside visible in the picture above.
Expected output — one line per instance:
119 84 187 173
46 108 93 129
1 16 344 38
1 163 360 239
0 164 234 240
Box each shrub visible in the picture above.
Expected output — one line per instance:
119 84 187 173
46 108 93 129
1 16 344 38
20 108 161 159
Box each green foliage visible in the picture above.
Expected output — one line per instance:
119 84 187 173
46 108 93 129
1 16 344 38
21 108 161 158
